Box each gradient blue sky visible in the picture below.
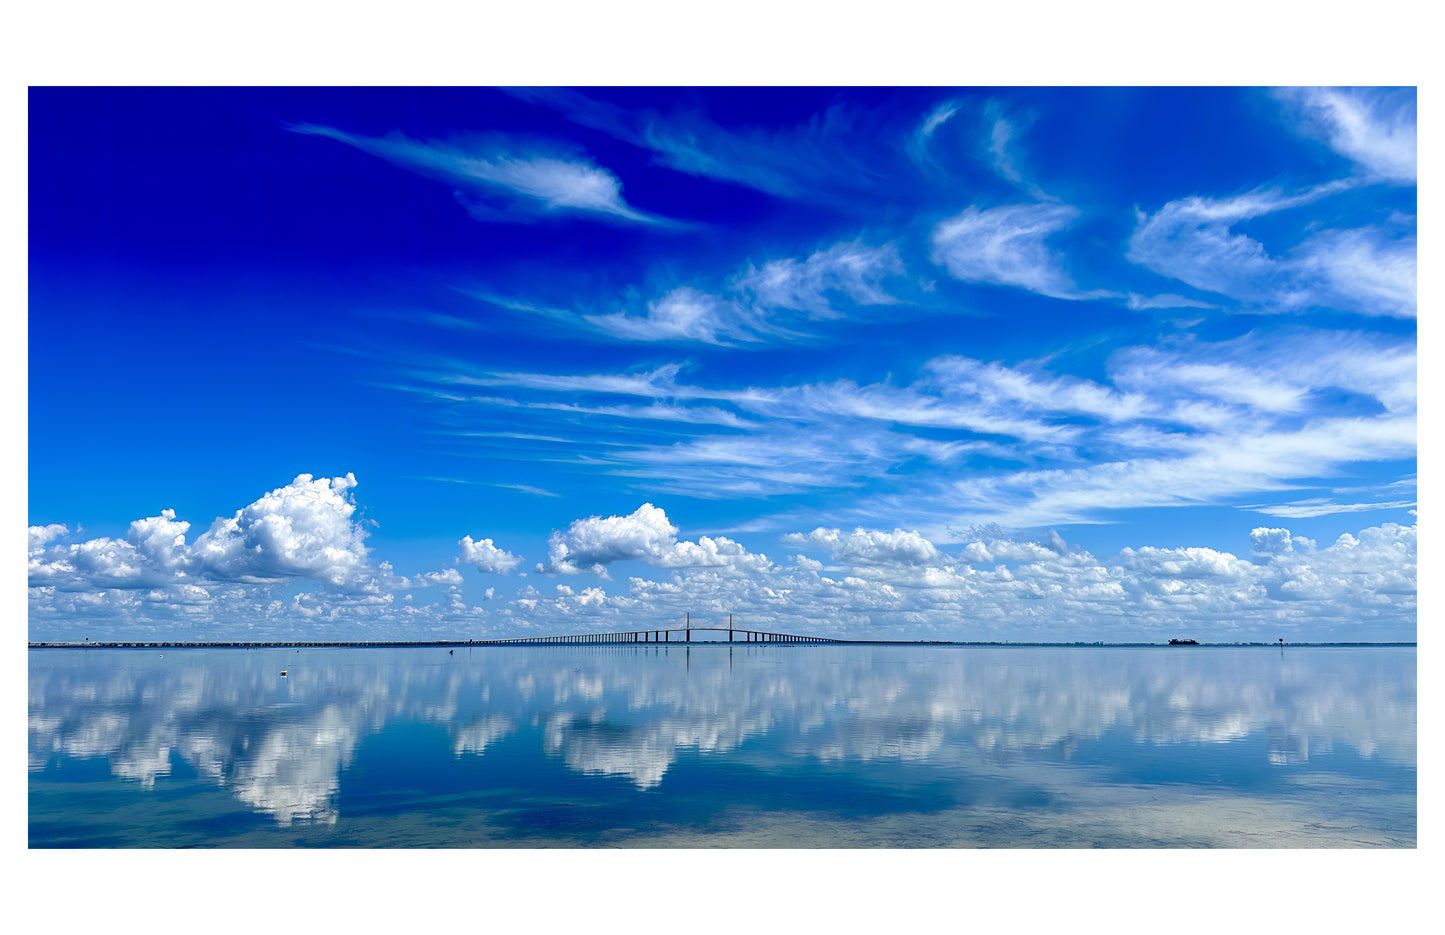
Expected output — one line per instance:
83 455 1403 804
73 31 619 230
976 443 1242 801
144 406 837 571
27 86 1417 641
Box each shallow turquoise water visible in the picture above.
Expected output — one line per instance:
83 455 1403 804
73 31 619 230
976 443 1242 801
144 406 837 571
28 644 1415 847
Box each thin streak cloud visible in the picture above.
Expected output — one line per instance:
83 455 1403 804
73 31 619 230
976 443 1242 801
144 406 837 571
287 122 677 226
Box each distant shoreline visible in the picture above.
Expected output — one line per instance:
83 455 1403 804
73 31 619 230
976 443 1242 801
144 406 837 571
27 640 1417 649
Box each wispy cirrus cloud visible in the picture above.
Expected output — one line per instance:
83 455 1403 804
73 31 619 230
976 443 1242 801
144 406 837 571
442 360 1079 446
734 241 905 319
1126 183 1415 317
1275 86 1417 183
1244 498 1417 519
454 291 579 323
930 203 1112 301
443 395 761 430
605 424 986 501
1124 293 1218 311
983 101 1052 201
919 101 960 138
907 99 960 169
524 240 906 346
585 288 758 345
1127 185 1341 303
1292 225 1417 319
411 325 1413 518
924 356 1153 424
411 476 561 498
286 123 676 226
879 411 1417 532
506 87 888 203
449 363 688 398
1110 329 1416 417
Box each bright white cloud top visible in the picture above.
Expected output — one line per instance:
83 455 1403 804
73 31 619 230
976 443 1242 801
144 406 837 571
29 87 1416 642
29 486 1415 641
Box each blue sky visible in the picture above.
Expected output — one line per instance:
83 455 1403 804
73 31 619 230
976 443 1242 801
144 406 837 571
27 86 1417 641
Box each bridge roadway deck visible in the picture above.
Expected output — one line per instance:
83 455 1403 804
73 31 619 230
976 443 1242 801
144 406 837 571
472 626 844 645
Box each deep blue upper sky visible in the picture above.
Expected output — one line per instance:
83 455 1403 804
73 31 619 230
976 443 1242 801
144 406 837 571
28 86 1417 640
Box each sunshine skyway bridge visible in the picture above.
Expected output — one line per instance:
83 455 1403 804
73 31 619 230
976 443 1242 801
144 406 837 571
473 616 845 645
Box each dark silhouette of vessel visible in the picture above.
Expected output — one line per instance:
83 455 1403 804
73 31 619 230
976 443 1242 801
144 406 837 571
1167 638 1200 645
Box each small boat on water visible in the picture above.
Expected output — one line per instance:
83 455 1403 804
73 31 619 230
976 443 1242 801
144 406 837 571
280 669 288 677
1168 639 1200 645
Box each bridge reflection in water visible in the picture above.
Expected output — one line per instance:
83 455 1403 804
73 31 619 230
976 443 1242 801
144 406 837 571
473 615 845 645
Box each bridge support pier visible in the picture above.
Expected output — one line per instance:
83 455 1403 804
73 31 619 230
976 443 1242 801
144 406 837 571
457 625 843 646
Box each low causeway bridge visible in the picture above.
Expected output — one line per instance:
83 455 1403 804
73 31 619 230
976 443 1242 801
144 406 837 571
30 616 852 648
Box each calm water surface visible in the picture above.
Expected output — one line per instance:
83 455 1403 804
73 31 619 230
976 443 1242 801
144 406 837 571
28 645 1415 847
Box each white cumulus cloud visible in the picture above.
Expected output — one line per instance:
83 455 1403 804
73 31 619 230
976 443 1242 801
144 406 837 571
190 474 370 587
29 475 463 607
29 523 69 552
541 503 771 576
543 503 680 575
458 535 523 575
783 527 943 567
1249 527 1309 556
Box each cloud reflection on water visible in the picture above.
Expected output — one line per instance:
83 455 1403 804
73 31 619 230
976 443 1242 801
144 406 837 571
29 646 1414 833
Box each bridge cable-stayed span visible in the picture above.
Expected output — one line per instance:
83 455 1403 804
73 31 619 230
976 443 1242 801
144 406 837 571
472 614 846 645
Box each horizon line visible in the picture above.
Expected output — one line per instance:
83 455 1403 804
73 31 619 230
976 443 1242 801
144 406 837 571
28 640 1418 649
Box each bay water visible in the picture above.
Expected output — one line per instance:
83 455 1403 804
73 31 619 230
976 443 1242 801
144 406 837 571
28 644 1415 847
